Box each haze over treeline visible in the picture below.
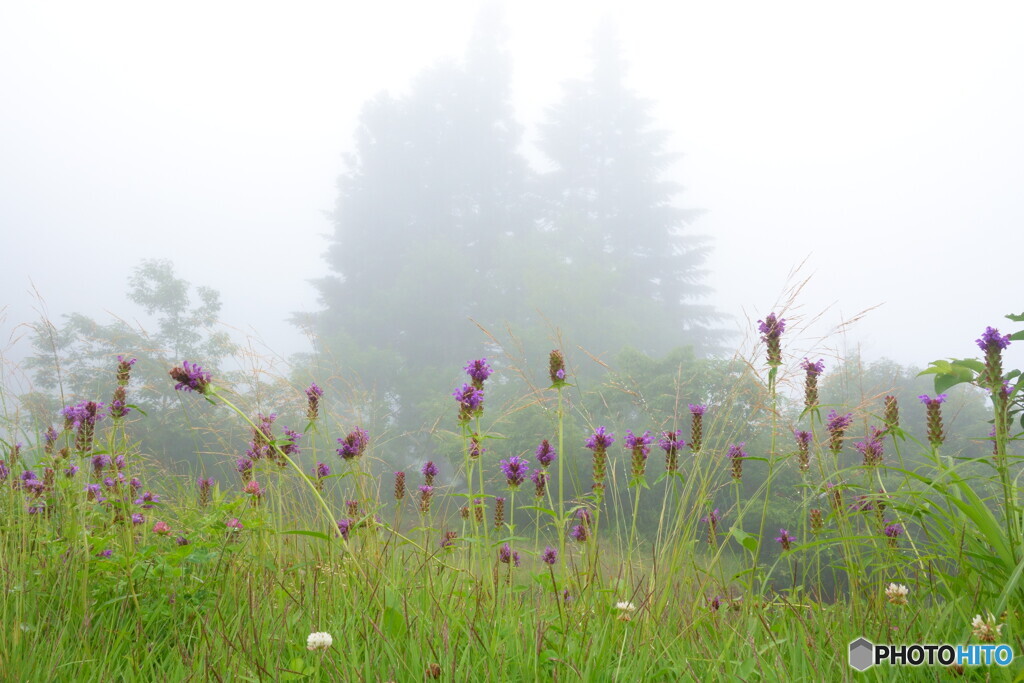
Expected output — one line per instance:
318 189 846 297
2 2 1023 406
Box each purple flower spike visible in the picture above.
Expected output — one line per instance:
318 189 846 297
757 313 786 367
585 426 615 451
775 528 795 551
688 404 707 416
169 361 212 394
977 327 1012 352
464 358 493 387
542 546 558 565
336 427 370 460
535 439 557 468
499 455 530 489
453 384 484 423
421 460 439 486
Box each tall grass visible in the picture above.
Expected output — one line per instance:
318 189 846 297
0 317 1021 681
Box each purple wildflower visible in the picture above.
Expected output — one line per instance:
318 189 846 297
542 546 558 565
977 327 1012 353
226 518 243 532
702 508 720 545
535 439 557 468
884 521 903 548
801 358 825 409
129 477 142 490
570 524 588 543
421 460 439 486
585 426 615 451
498 543 521 567
98 549 113 558
758 313 786 367
305 382 323 420
65 464 79 478
464 358 493 388
336 427 370 460
659 430 685 473
91 453 111 477
43 426 58 455
453 383 484 423
132 513 145 526
499 455 530 489
134 491 160 508
727 443 747 480
625 430 653 479
337 518 353 541
440 530 457 550
281 427 302 457
418 485 434 514
826 410 854 454
469 434 485 460
854 426 885 467
176 536 190 546
169 361 211 394
775 528 795 551
235 458 254 482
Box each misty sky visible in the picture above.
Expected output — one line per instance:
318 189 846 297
2 1 1022 378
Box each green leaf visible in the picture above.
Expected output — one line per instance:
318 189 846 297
383 605 406 639
1005 311 1024 322
730 527 758 554
951 358 985 374
279 530 331 542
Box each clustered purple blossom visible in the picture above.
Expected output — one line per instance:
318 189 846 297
421 460 439 486
570 524 588 543
464 358 492 388
775 528 796 551
826 410 854 454
535 439 556 468
281 427 302 458
134 491 160 508
314 462 330 491
758 313 786 367
336 426 370 460
453 384 484 423
659 430 685 473
63 401 106 453
305 382 324 420
541 546 558 566
854 426 885 467
169 361 211 394
801 358 825 409
884 521 903 547
625 430 653 479
727 443 747 480
498 543 521 567
337 518 353 541
500 455 530 489
977 326 1012 353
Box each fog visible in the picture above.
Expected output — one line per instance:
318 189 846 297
2 1 1023 379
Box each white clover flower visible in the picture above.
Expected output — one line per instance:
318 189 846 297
971 613 1003 643
615 601 636 612
307 631 333 651
885 583 909 606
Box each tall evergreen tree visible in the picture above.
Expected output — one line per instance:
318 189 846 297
536 25 722 355
306 7 536 429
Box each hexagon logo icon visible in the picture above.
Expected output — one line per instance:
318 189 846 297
849 637 874 671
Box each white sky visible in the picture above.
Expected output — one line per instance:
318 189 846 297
1 1 1022 375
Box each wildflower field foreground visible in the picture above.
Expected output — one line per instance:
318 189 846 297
2 316 1023 681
